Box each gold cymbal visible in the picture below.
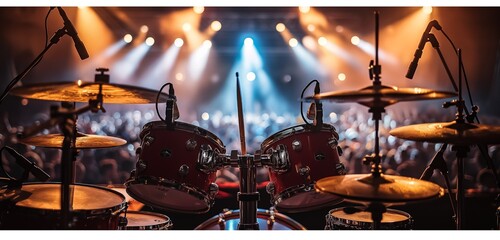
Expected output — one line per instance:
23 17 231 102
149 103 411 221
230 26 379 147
315 174 444 203
10 81 171 104
303 85 456 107
19 132 127 149
389 121 500 145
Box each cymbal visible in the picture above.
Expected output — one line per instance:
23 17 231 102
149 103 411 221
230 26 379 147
303 85 456 107
315 174 444 203
389 121 500 145
18 132 127 149
9 81 171 104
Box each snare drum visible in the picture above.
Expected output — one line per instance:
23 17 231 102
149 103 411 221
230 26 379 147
262 124 344 212
325 207 413 230
0 183 127 230
195 208 306 230
126 121 225 214
119 211 173 230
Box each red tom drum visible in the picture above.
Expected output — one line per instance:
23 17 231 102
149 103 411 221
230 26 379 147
126 121 225 214
262 124 345 212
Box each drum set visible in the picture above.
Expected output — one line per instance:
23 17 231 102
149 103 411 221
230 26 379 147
1 11 500 231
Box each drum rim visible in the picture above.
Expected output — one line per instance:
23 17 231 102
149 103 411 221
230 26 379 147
261 123 337 150
125 176 213 214
194 208 307 230
270 183 343 213
1 182 127 215
119 211 173 230
141 121 225 150
326 207 413 230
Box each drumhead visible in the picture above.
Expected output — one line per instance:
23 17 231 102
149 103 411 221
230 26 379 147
261 124 337 150
195 209 306 230
326 207 412 230
6 183 125 211
127 184 209 213
276 190 343 213
120 211 172 230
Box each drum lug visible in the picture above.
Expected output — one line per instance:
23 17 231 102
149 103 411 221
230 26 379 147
178 164 189 177
291 140 302 151
209 183 219 198
137 159 147 171
266 182 275 196
186 138 197 151
297 166 310 177
144 136 154 146
267 207 276 230
336 146 343 156
336 163 347 175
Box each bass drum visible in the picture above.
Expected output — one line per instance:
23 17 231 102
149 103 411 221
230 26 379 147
325 207 413 230
0 183 127 230
126 121 225 214
119 211 173 230
195 209 306 230
262 123 344 212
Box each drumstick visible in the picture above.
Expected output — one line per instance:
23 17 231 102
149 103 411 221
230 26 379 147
236 73 247 155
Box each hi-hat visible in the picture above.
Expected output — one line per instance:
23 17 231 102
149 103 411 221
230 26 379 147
18 132 127 149
10 81 171 104
303 85 456 108
315 174 444 203
389 121 500 145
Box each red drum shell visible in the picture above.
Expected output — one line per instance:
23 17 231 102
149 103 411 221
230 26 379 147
262 124 343 212
126 121 225 214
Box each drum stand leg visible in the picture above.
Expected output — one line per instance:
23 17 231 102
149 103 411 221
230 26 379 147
366 202 386 230
452 145 469 230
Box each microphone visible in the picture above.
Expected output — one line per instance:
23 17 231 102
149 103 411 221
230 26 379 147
406 20 442 79
57 7 89 60
165 84 179 127
314 81 323 128
4 146 50 182
420 143 447 181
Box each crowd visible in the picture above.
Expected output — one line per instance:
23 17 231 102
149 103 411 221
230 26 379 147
1 103 500 192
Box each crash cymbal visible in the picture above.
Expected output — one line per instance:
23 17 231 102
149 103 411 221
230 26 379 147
19 132 127 149
9 81 171 104
303 85 456 107
389 121 500 145
315 174 444 203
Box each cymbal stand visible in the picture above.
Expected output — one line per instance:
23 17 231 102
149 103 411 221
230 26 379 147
48 69 108 229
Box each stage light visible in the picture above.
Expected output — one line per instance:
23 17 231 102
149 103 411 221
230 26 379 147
338 73 346 81
302 36 316 50
193 6 205 14
307 24 315 32
318 37 327 46
299 6 310 14
276 23 286 32
140 25 149 33
203 40 212 48
423 6 433 15
335 25 344 33
175 73 184 81
174 38 184 47
211 21 222 31
351 36 360 45
246 72 256 81
145 37 155 46
289 38 298 47
77 79 83 86
244 37 254 46
123 34 133 43
182 23 192 32
201 112 210 121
